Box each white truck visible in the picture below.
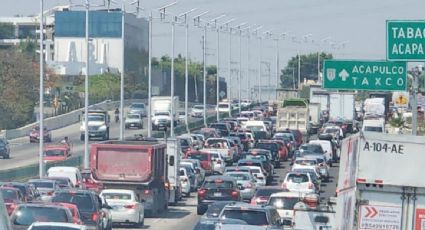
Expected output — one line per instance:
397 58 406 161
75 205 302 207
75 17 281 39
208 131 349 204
336 132 425 230
329 92 355 121
308 103 321 134
363 97 386 119
80 109 110 141
310 86 330 112
166 138 182 205
151 96 179 130
276 99 309 134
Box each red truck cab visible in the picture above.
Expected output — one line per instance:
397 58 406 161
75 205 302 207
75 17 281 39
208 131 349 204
43 144 71 162
186 150 213 175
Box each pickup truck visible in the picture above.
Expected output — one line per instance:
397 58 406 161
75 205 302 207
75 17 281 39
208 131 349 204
203 138 237 166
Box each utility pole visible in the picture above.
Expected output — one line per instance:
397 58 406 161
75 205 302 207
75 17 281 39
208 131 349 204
238 27 242 115
119 3 125 140
39 0 45 177
276 38 279 100
297 53 301 90
211 15 225 122
83 0 90 169
147 12 152 137
412 65 422 135
170 18 175 137
203 29 207 127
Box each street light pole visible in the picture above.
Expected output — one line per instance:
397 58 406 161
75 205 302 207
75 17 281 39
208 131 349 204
119 2 125 140
238 28 242 115
297 52 301 90
39 0 45 177
170 18 175 137
258 36 262 102
147 12 152 137
275 37 279 99
83 0 90 169
203 25 207 127
210 15 225 122
228 26 232 116
247 30 250 101
178 8 196 133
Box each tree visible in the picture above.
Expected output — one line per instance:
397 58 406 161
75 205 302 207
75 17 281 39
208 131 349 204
280 52 333 88
0 48 38 129
0 23 14 39
74 73 120 104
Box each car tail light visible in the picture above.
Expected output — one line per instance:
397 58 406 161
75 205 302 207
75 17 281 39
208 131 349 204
198 189 207 198
92 212 99 221
144 190 151 196
124 204 137 209
245 183 253 188
47 191 54 196
182 178 188 182
228 149 232 155
282 183 287 189
217 159 222 164
231 190 239 198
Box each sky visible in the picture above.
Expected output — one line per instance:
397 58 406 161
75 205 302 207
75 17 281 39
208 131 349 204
3 0 425 97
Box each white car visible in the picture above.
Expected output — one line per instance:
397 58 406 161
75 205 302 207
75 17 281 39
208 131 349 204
268 191 319 224
191 105 205 117
182 158 205 183
203 150 225 174
245 165 267 186
308 140 334 165
303 155 330 180
28 222 87 230
282 172 316 194
179 167 191 197
125 113 144 129
128 102 147 117
217 102 232 113
100 189 145 227
292 158 321 179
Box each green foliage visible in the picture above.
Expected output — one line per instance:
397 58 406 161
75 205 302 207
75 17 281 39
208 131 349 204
0 23 14 39
0 48 38 129
280 52 333 88
389 115 405 128
18 39 37 57
75 73 120 104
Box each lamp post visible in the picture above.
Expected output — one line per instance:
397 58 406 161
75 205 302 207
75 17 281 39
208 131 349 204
158 1 178 137
251 26 262 102
234 23 246 115
119 1 125 140
210 15 225 122
178 8 197 133
38 0 45 177
83 0 90 169
193 11 209 127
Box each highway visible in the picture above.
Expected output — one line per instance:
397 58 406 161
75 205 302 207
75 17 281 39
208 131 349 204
115 154 340 230
1 109 215 170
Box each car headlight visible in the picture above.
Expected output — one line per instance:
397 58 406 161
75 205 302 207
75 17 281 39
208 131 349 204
99 125 107 131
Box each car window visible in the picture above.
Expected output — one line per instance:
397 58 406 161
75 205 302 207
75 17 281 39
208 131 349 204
255 188 284 197
30 181 54 189
295 159 317 166
1 189 19 201
44 150 65 157
127 114 139 119
13 206 69 225
179 169 185 176
189 154 208 161
268 197 301 210
364 126 383 132
101 193 132 200
31 227 81 230
221 209 268 225
226 173 250 181
52 193 95 212
203 180 234 189
300 145 324 154
206 202 230 218
256 143 278 151
287 174 309 183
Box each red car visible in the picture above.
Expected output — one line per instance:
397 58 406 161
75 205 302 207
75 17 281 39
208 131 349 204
81 169 102 193
43 144 71 162
0 187 23 215
186 150 214 175
55 202 84 225
29 125 52 143
268 139 289 161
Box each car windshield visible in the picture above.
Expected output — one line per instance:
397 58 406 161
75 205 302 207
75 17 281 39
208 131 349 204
246 126 264 132
206 202 232 218
87 115 104 122
237 134 247 140
218 104 229 108
203 180 234 189
31 227 81 230
52 193 95 212
238 162 261 168
50 178 69 188
244 155 267 161
44 150 65 157
295 159 317 166
1 189 19 201
268 197 300 210
180 139 190 147
102 193 132 200
189 154 208 161
364 126 383 132
127 114 139 119
226 173 250 181
210 153 220 160
179 169 185 176
250 168 261 174
300 145 324 154
325 128 339 134
30 181 54 189
206 139 227 147
13 206 69 225
221 209 268 226
274 134 292 141
287 173 309 183
255 188 285 197
194 105 204 109
131 104 144 109
210 124 227 130
155 112 170 116
256 143 278 151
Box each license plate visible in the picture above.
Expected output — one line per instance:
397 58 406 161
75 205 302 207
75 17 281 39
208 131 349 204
213 192 222 197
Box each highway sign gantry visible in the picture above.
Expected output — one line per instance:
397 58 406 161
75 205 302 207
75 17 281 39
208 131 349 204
387 20 425 60
323 60 407 91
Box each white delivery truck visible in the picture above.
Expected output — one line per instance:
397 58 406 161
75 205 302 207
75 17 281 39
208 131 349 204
329 92 355 121
363 97 386 119
308 103 321 134
336 132 425 230
151 96 179 130
310 86 330 112
276 99 310 134
166 138 182 205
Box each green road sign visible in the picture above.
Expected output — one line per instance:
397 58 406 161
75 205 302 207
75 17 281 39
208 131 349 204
323 60 407 91
387 20 425 60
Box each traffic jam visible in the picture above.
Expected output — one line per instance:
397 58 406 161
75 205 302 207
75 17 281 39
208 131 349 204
0 98 354 230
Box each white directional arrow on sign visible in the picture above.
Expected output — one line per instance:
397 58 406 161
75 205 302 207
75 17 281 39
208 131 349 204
339 69 349 81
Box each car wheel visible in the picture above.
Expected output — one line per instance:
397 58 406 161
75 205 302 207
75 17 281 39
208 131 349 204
136 214 144 228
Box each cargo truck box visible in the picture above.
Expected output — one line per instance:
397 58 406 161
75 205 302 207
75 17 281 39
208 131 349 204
276 99 309 134
329 93 355 121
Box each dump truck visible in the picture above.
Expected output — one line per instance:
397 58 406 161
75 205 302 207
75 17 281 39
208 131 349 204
276 98 309 134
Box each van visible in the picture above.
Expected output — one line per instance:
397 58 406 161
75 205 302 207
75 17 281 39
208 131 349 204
47 167 84 188
362 119 385 133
